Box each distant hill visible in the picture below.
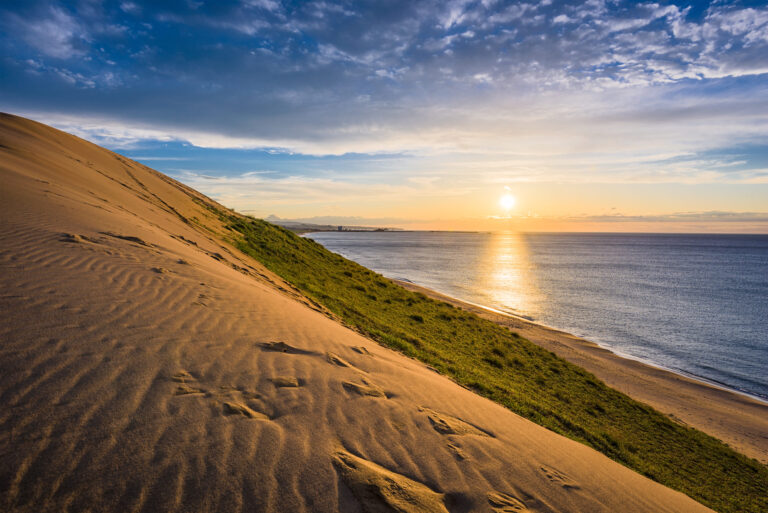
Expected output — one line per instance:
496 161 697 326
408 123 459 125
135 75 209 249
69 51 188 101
263 214 402 233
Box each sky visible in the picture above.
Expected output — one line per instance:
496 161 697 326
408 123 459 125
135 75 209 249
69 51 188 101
1 0 768 232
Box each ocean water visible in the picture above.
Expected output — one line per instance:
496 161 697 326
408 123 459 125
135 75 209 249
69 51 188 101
307 231 768 400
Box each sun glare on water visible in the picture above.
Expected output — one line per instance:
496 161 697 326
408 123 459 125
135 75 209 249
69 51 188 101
499 193 516 211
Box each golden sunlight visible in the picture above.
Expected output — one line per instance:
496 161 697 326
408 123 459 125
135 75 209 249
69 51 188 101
499 193 516 211
480 232 540 317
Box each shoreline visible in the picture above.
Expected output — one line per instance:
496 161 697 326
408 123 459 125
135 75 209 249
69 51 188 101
460 292 766 404
395 279 768 464
394 279 768 404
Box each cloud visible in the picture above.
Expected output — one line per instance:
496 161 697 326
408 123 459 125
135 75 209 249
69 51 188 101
244 0 282 13
1 0 767 198
165 166 478 219
9 6 87 59
170 170 408 213
261 214 409 226
572 211 768 223
120 2 141 14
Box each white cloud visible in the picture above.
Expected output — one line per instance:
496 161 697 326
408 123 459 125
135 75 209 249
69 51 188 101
14 7 87 59
486 3 533 25
22 60 117 89
439 0 475 29
244 0 282 12
472 72 493 83
120 2 140 14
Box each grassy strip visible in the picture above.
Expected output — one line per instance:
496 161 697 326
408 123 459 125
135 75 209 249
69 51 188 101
221 212 767 513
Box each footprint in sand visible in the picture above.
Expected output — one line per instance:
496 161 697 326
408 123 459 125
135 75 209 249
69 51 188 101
100 232 154 247
342 377 388 398
175 384 205 395
170 371 272 419
350 346 372 356
60 233 97 244
271 376 301 388
192 293 210 307
214 384 273 419
171 370 206 395
325 351 363 370
222 401 270 420
332 449 449 513
419 407 493 437
446 442 467 461
540 466 580 490
326 352 369 374
172 370 194 382
258 341 314 355
487 491 530 512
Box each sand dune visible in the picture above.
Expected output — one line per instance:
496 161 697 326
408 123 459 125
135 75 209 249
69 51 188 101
0 113 713 512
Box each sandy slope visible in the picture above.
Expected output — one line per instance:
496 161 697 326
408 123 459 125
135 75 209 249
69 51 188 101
396 281 768 464
0 113 713 512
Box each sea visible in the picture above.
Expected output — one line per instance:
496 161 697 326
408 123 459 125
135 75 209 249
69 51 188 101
307 231 768 401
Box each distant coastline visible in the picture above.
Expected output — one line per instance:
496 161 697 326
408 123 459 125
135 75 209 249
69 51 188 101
261 214 403 234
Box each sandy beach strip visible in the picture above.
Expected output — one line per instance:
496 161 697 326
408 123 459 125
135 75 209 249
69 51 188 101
395 279 768 463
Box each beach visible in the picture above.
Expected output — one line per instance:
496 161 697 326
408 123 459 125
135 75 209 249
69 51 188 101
396 279 768 464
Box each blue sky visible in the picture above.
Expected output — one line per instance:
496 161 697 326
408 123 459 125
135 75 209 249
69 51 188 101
1 0 767 230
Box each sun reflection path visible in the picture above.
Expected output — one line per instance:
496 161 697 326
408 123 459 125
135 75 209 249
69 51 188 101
479 232 541 318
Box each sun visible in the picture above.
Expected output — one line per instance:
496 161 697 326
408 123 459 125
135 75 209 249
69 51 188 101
499 193 516 211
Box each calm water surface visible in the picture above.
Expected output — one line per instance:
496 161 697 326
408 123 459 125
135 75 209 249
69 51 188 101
307 232 768 400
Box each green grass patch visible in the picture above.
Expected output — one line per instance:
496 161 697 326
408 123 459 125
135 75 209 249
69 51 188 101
220 212 767 513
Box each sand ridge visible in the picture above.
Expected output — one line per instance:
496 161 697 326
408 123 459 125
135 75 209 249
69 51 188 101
0 113 714 512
